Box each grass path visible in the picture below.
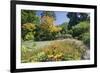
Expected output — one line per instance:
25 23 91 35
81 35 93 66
22 40 52 49
22 39 68 49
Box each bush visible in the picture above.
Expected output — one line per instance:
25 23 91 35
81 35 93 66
22 23 36 41
32 52 48 62
21 45 32 63
80 32 90 47
23 32 34 40
40 39 86 61
22 23 36 31
71 21 90 38
56 34 72 39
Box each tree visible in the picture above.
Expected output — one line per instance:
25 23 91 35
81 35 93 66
34 11 62 41
78 13 90 21
41 11 56 20
21 10 40 25
39 16 62 40
21 10 40 40
67 12 89 29
71 21 90 39
41 16 54 29
21 23 36 40
59 22 68 34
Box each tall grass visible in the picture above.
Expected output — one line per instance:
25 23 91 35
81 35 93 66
21 39 87 63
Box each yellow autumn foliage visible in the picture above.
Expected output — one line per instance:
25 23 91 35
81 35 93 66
22 23 36 31
40 16 62 33
49 25 62 32
41 16 54 25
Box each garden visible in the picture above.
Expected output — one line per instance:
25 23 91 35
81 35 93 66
21 10 90 63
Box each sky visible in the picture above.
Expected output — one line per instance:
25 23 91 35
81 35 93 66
36 11 69 25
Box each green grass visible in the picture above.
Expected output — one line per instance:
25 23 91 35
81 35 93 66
22 40 53 49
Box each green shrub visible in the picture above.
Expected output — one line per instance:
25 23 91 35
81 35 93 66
55 33 72 40
21 23 36 41
21 45 31 63
80 32 90 47
34 52 48 62
24 32 34 40
71 21 90 38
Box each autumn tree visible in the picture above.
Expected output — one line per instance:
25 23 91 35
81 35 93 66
22 23 36 40
35 11 62 41
40 11 61 33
